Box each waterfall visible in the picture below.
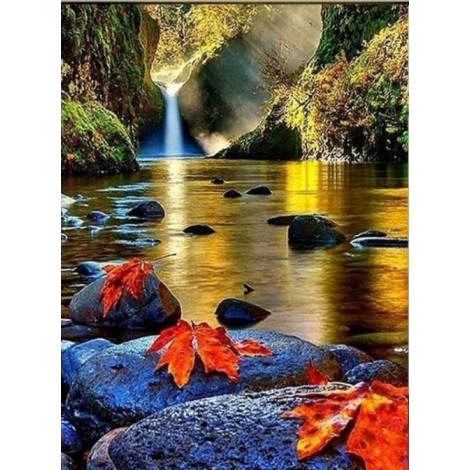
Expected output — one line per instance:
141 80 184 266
161 83 184 156
138 82 203 158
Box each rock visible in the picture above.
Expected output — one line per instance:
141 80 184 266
66 330 341 443
223 189 242 198
86 210 109 222
288 215 346 247
61 194 77 207
61 233 68 242
246 185 272 195
267 214 298 226
76 261 105 280
62 417 84 455
62 216 84 227
88 428 126 470
73 194 85 200
127 200 165 219
91 385 360 470
214 298 271 327
61 453 75 470
352 230 388 240
318 344 373 378
350 237 408 248
211 177 225 184
69 271 181 331
344 360 408 387
61 340 75 354
87 225 103 235
243 283 254 295
61 323 102 342
183 224 216 235
62 339 114 390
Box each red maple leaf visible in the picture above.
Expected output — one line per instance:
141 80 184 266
100 258 154 317
305 361 329 385
146 320 273 388
283 381 408 469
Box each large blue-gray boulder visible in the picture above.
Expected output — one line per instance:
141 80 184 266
288 215 346 247
62 339 113 390
69 272 181 331
88 385 362 470
318 344 373 378
344 360 408 387
66 330 340 443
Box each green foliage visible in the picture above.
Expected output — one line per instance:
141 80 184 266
61 99 138 175
284 12 408 161
313 4 405 70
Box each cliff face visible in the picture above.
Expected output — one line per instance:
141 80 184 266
218 4 408 162
61 4 163 175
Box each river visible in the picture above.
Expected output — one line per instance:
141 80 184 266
62 158 408 365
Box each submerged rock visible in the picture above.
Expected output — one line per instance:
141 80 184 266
183 224 216 235
89 385 360 470
66 330 340 443
62 338 114 390
211 177 225 184
127 200 165 219
288 215 346 247
69 271 181 331
215 298 271 327
245 185 272 195
86 210 109 222
352 230 388 240
350 237 408 248
76 261 105 279
223 189 242 198
319 344 373 378
344 360 408 387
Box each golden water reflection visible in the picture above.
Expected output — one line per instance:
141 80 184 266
62 160 408 362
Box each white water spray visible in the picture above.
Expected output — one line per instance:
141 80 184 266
160 82 185 156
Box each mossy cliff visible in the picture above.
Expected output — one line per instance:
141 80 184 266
61 4 163 175
218 4 408 162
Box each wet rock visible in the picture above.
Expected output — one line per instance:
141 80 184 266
73 194 84 200
62 216 84 227
62 339 114 390
88 428 126 470
62 417 84 455
246 185 272 195
66 330 340 443
127 200 165 219
183 224 216 235
243 283 254 295
223 189 242 198
288 215 346 247
86 210 109 222
211 177 225 184
267 214 298 226
61 323 102 342
350 237 408 248
344 360 408 387
352 230 388 240
61 233 68 242
61 340 75 354
61 194 77 207
215 298 271 327
319 344 373 378
69 271 181 331
76 261 105 279
90 385 360 470
62 319 73 328
61 453 75 470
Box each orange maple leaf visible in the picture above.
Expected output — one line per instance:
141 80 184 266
146 320 273 388
100 258 154 317
283 381 408 469
305 361 329 385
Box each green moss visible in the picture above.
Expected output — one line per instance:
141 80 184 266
61 99 138 175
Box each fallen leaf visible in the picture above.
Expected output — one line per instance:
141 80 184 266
283 381 408 468
305 361 329 385
101 258 154 317
146 320 272 388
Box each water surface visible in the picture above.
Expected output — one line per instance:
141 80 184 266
62 159 408 364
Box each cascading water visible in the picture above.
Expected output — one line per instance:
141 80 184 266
161 83 184 156
138 82 203 159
